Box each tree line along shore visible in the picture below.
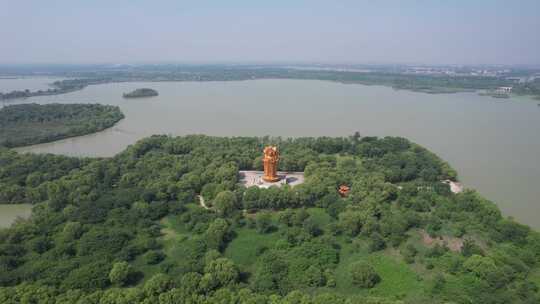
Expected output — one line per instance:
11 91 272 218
0 103 124 148
2 67 540 101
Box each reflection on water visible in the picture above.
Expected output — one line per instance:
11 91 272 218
2 79 539 229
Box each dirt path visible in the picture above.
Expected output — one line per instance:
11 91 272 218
197 195 210 210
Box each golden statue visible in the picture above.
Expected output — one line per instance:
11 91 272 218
262 146 280 182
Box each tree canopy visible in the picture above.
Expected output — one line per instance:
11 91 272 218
0 134 538 303
0 103 124 148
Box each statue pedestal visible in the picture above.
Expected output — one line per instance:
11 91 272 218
239 171 305 189
262 175 280 183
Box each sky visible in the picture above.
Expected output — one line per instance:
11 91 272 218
1 0 540 65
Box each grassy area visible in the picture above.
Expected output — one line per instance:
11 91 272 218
225 227 280 272
131 214 199 285
131 252 163 285
224 208 330 270
160 215 192 244
333 239 427 300
132 216 186 284
147 207 535 301
157 207 431 300
436 273 478 303
224 208 426 298
366 254 425 299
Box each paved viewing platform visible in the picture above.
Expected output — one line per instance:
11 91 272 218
442 180 464 194
239 170 305 188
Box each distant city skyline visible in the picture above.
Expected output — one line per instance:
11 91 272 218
2 0 540 65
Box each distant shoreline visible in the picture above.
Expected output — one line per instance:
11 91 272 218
2 67 539 101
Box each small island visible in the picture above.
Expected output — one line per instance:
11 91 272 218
0 103 124 148
122 88 159 98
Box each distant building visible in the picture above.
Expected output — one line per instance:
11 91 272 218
496 86 512 93
338 185 350 197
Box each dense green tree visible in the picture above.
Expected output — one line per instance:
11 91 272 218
214 190 238 216
143 274 173 297
400 244 418 264
278 208 295 227
349 262 380 288
368 232 386 252
243 186 261 210
256 212 274 234
206 218 230 251
303 265 325 287
108 261 133 286
338 210 363 236
144 250 166 265
461 239 484 257
203 258 239 288
302 217 322 237
463 254 498 280
62 261 111 290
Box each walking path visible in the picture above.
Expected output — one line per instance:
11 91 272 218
197 195 210 210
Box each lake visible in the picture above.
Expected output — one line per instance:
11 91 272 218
0 76 64 92
1 78 539 229
0 204 32 228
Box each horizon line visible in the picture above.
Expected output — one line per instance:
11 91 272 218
1 61 540 68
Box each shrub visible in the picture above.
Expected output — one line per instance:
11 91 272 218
144 250 165 265
368 232 386 252
256 212 274 234
401 244 418 264
349 261 380 288
108 261 133 286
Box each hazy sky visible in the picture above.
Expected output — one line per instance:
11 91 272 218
2 0 539 65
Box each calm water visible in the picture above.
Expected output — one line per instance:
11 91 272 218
0 204 32 228
1 79 539 229
0 76 63 92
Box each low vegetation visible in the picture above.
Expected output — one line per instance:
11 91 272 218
0 135 538 303
0 103 124 148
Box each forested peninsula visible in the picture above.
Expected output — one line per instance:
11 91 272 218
0 79 108 101
0 103 124 148
0 135 538 303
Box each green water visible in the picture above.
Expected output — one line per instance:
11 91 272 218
1 79 539 229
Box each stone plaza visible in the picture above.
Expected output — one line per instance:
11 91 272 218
239 170 305 189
